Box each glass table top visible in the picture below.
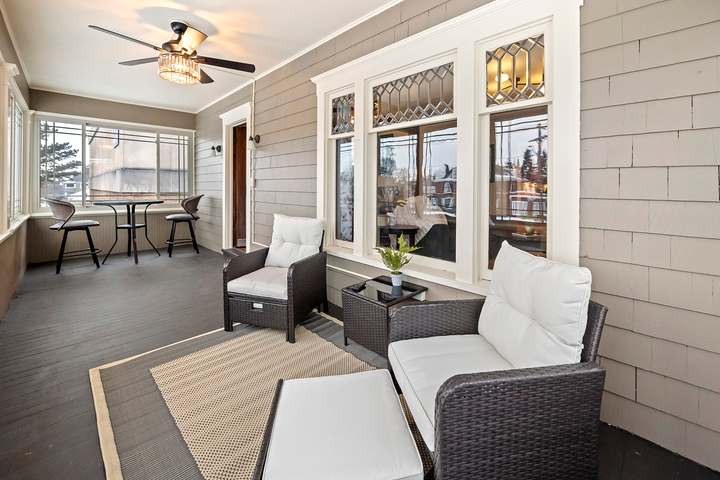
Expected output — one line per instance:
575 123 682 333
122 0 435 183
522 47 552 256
344 276 426 305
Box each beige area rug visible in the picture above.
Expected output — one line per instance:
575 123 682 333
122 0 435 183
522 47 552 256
149 325 376 480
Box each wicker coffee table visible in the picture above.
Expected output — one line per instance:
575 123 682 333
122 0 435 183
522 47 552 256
341 276 427 357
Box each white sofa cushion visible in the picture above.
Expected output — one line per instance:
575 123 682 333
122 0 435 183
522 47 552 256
226 267 288 300
263 370 423 480
265 214 324 268
388 335 513 452
478 241 592 369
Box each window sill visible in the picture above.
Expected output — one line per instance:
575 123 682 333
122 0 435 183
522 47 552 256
324 245 490 296
0 214 30 247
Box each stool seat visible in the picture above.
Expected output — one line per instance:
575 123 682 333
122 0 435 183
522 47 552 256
165 213 197 221
50 220 100 230
261 370 423 480
117 223 146 229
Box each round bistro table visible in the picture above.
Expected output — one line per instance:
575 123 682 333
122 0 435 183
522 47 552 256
93 199 164 264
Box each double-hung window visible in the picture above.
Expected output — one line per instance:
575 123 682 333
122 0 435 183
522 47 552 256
9 92 24 220
372 63 457 264
329 93 355 244
482 34 548 272
37 116 192 208
314 0 581 292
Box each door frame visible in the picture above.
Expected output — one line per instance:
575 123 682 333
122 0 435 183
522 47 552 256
220 103 253 251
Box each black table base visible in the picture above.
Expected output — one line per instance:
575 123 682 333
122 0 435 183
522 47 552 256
94 200 164 264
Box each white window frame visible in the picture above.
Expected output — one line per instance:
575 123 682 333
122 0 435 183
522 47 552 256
477 26 555 281
0 61 20 236
367 54 458 273
327 87 356 249
32 112 195 214
313 0 581 294
8 82 28 224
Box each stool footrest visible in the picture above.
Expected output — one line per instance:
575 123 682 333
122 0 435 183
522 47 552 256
165 238 196 245
62 247 102 258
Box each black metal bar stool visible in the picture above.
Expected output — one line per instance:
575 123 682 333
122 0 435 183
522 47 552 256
165 194 203 257
44 198 102 274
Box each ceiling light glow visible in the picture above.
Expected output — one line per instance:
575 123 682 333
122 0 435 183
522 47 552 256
158 52 200 85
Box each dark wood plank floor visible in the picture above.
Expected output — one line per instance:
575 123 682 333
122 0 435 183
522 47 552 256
0 247 227 479
1 246 719 479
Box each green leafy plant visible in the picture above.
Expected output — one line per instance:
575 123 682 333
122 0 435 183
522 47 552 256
374 234 420 275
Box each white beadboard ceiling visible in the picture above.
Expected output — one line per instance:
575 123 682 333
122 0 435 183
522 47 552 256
1 0 400 113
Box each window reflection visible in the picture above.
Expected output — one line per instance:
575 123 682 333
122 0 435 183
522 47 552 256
336 138 354 242
377 120 457 262
489 106 548 269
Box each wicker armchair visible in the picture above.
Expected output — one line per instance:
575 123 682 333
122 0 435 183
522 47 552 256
388 243 608 480
223 215 328 343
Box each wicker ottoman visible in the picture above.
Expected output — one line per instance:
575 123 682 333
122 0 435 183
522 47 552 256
254 370 423 480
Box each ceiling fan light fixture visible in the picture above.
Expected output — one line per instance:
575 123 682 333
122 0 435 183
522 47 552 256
158 52 200 85
178 27 207 54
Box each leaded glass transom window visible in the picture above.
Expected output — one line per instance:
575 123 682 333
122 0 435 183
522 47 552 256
486 34 545 107
331 93 355 135
373 63 454 128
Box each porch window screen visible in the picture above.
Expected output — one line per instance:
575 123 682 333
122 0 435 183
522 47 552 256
39 119 191 207
86 126 158 202
39 121 83 205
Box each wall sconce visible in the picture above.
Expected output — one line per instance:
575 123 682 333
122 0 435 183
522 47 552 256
210 145 222 157
248 134 260 151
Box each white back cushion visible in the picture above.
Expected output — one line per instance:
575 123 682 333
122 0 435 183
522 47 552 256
478 242 592 368
264 214 324 268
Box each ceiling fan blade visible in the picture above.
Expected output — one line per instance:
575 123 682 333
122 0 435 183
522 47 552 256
118 57 158 66
89 25 164 52
196 56 255 73
200 69 214 84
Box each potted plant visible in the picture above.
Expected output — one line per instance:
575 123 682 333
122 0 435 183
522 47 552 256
374 234 420 286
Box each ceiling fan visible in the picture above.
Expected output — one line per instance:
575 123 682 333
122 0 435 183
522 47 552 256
89 21 255 85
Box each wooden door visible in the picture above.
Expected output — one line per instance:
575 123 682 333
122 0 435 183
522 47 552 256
232 125 247 247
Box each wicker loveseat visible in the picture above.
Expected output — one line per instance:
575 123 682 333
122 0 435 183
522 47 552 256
223 214 328 343
388 242 608 479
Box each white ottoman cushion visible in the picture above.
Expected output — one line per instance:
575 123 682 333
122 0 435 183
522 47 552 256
388 335 513 452
263 370 423 480
226 267 288 300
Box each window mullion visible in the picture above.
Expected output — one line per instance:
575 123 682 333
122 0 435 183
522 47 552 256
81 124 86 207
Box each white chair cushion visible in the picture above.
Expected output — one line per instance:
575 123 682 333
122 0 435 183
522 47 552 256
263 370 423 480
478 241 592 369
388 335 513 452
265 214 324 268
226 267 288 300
